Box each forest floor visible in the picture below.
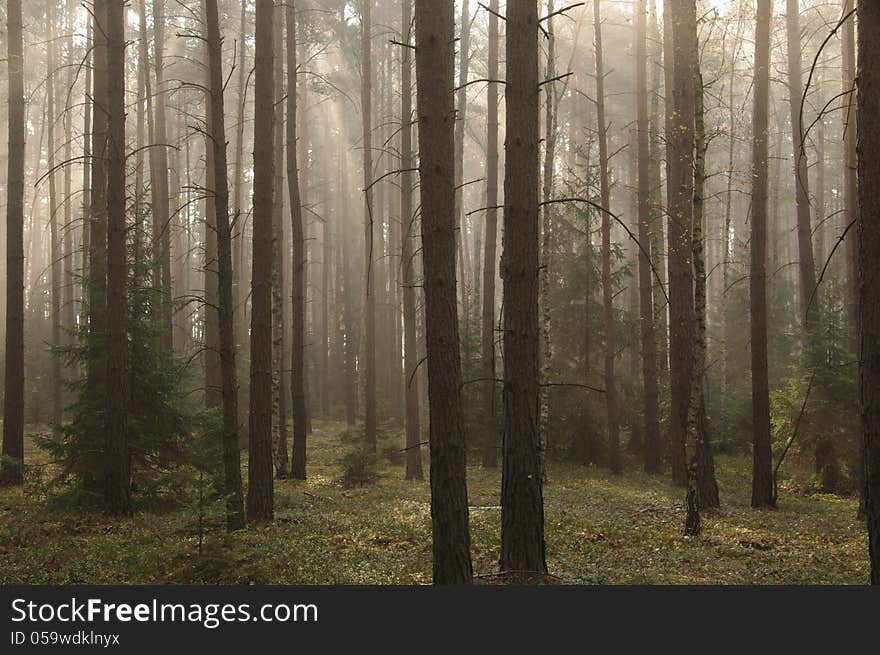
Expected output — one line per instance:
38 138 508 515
0 420 869 584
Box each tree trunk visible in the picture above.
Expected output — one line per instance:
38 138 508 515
152 0 173 352
47 4 62 431
361 0 378 450
247 0 276 524
86 0 108 444
594 0 621 475
232 0 250 446
500 0 547 575
272 7 289 480
843 0 858 343
857 0 880 584
539 0 556 466
104 0 131 516
750 0 775 509
401 0 424 481
62 2 76 403
785 0 818 334
481 0 500 470
203 0 221 412
288 1 308 481
233 0 249 348
414 0 473 584
636 0 661 475
205 0 246 531
691 41 719 512
667 0 699 532
455 0 472 389
79 15 92 337
1 0 25 486
665 0 694 490
842 0 863 519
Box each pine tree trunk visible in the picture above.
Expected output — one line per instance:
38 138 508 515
271 8 289 480
233 0 248 347
360 0 378 450
79 16 92 334
205 0 245 531
320 112 332 421
401 0 424 481
85 0 109 495
288 1 308 481
665 0 694 490
691 50 719 512
843 0 858 344
842 0 863 520
750 0 775 509
62 3 75 398
340 137 357 428
1 0 25 486
594 0 621 475
539 0 556 466
785 0 818 334
414 0 473 584
500 0 547 575
104 0 131 516
857 0 880 585
247 0 276 524
481 0 500 470
455 0 472 391
152 0 173 352
47 6 62 431
203 0 221 412
636 0 661 475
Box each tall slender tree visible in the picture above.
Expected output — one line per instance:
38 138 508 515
361 0 378 450
414 0 473 585
47 3 62 431
750 0 775 509
206 0 246 531
785 0 818 333
666 0 695 495
594 0 620 475
401 0 424 481
271 6 289 479
288 0 308 481
857 0 880 585
152 0 173 352
481 0 501 470
247 0 276 523
86 0 109 442
500 0 547 575
636 0 661 475
842 0 858 344
104 0 131 516
689 17 719 512
1 0 25 486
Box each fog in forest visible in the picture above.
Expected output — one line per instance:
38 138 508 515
1 0 878 586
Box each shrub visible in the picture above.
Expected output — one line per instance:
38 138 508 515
338 446 380 488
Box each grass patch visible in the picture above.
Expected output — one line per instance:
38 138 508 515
0 421 869 584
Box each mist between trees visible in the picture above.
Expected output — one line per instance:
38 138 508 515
1 0 879 585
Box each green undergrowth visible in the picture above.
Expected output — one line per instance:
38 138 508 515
0 421 868 584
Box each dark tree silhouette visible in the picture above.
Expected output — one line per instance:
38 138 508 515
206 0 246 531
749 0 775 509
500 0 547 575
858 0 880 585
1 0 25 486
247 0 276 523
414 0 473 585
104 0 131 516
288 0 308 481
